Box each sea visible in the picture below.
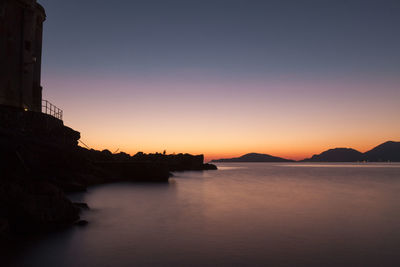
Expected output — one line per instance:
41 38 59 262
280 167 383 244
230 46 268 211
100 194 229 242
7 163 400 267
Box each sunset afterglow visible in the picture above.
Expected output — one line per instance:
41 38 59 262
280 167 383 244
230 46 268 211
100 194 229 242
39 0 400 161
42 73 400 161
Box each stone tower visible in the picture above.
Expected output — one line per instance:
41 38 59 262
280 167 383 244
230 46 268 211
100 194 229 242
0 0 46 112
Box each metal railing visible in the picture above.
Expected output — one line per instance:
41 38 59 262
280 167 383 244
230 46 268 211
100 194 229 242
42 100 63 120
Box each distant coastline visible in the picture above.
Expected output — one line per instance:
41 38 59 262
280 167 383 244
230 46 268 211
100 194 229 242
212 153 294 163
212 141 400 163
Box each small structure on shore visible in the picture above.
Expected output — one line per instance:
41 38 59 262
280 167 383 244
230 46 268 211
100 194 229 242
0 0 46 113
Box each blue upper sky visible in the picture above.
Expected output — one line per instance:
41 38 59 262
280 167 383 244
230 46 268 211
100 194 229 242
40 0 400 78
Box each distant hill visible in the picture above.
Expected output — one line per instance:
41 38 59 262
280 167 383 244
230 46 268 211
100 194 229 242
302 141 400 162
302 148 363 162
363 141 400 162
212 153 294 162
211 141 400 163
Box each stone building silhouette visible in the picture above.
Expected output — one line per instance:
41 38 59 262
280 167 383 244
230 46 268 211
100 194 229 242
0 0 46 112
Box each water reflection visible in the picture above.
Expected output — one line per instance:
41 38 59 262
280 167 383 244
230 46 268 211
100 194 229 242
284 163 400 168
9 163 400 267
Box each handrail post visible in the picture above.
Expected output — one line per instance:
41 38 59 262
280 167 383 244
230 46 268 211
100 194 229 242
41 99 63 121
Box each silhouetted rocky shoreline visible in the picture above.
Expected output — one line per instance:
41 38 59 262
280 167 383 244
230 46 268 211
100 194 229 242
0 107 216 241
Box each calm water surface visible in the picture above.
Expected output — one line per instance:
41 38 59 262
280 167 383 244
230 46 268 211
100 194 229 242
9 163 400 266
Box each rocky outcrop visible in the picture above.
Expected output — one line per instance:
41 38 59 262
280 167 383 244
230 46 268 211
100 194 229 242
132 152 217 171
202 163 218 170
0 129 81 234
0 177 80 234
0 106 217 237
96 161 170 182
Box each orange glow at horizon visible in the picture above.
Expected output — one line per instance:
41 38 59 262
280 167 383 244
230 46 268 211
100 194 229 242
82 139 398 163
43 74 400 162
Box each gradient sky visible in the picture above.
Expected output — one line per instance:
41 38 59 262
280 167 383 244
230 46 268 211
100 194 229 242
39 0 400 161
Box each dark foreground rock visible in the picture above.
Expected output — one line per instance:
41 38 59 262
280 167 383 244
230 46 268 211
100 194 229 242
0 106 217 238
202 163 218 170
0 178 80 234
74 203 90 210
75 220 89 226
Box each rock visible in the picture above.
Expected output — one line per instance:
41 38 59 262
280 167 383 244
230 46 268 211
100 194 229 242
75 220 88 226
73 202 89 210
0 218 10 236
113 152 131 161
12 192 80 232
202 163 218 170
96 161 170 182
0 176 80 234
56 181 87 193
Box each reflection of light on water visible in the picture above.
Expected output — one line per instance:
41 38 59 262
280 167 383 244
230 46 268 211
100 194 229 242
283 163 400 168
217 166 248 170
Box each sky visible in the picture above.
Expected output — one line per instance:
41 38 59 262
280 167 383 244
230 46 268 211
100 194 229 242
38 0 400 161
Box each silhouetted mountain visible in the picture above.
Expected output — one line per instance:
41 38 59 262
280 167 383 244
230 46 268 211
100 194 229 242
302 148 363 162
363 141 400 162
211 141 400 163
302 141 400 162
212 153 294 162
